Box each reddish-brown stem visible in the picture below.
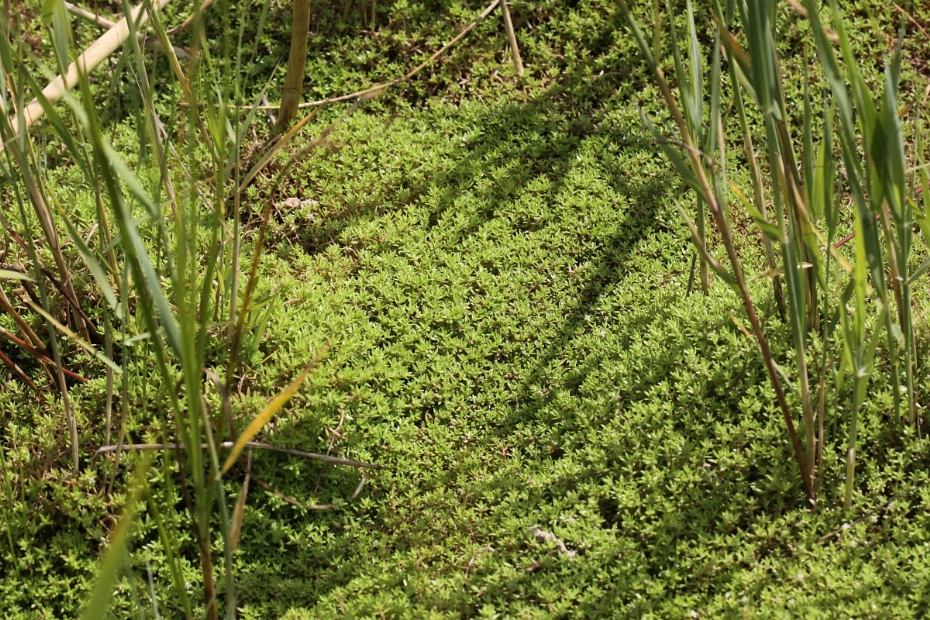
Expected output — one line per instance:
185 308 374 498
622 8 814 496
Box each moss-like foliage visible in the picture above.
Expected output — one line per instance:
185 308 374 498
2 0 930 617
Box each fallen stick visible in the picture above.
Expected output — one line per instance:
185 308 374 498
529 526 577 557
2 0 173 146
94 440 385 470
67 2 192 58
784 0 839 43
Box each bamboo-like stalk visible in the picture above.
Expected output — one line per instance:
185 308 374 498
500 0 524 75
275 0 313 131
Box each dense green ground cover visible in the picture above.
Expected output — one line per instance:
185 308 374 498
2 0 930 617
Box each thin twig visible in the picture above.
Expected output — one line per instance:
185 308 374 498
166 0 217 35
252 475 333 510
894 3 929 40
314 405 347 495
349 475 367 500
816 489 912 544
94 441 385 470
0 347 39 391
65 2 117 28
219 0 502 111
260 95 276 125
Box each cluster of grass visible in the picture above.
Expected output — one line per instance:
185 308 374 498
620 0 930 509
2 0 930 617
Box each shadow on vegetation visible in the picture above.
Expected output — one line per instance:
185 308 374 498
234 56 677 605
233 7 833 615
238 82 801 617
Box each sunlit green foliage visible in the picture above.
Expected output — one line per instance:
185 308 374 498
1 0 929 617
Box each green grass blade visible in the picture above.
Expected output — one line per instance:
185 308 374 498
915 118 930 249
744 0 779 117
51 199 122 318
685 0 703 138
41 0 72 74
81 455 152 619
26 300 122 374
729 181 779 241
802 0 860 182
818 102 837 240
827 0 876 143
0 269 34 282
